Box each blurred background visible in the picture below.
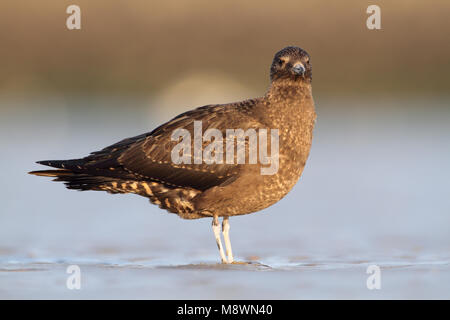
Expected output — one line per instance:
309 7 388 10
0 0 449 299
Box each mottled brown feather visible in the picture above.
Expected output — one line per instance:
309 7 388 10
30 46 316 220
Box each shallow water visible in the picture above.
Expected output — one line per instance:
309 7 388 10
0 96 449 299
1 254 449 299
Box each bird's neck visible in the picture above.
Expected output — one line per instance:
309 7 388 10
257 80 315 134
266 80 312 103
248 80 315 129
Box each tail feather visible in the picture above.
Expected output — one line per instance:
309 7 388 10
29 163 203 218
28 169 72 177
36 159 86 170
29 169 116 191
30 158 136 192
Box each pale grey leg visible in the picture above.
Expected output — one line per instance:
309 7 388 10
212 215 227 263
222 216 234 263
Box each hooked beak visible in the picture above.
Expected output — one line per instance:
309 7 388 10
291 63 305 76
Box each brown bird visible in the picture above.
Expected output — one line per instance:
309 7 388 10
29 46 316 264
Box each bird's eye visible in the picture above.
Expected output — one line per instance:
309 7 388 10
278 59 284 66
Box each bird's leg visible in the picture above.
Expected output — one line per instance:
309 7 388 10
212 215 228 264
222 216 234 263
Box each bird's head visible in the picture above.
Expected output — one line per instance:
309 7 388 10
270 46 312 84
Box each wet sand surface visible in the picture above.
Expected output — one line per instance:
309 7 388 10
1 96 449 299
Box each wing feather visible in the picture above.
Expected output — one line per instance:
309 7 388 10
117 103 263 191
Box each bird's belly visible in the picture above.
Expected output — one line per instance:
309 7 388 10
244 153 308 212
194 146 310 216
